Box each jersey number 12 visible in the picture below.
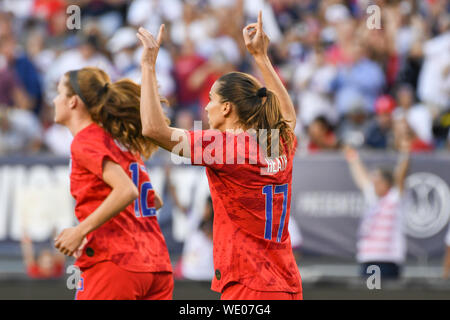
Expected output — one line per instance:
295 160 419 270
129 162 156 218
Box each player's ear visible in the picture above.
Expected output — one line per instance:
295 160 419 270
68 95 78 110
222 101 233 117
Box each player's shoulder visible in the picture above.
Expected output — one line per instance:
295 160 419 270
71 123 114 153
72 123 106 142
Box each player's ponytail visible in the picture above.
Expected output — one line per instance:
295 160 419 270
64 67 168 158
216 72 294 156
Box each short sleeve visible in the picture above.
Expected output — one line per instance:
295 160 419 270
71 132 120 179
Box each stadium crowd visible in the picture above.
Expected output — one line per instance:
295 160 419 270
0 0 449 157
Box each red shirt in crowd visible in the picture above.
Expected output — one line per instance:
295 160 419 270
27 261 64 279
174 54 206 106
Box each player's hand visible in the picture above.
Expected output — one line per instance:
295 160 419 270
243 11 270 57
73 237 88 259
54 227 85 256
137 25 164 68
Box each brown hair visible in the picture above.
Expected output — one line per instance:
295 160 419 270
64 67 168 158
216 72 294 156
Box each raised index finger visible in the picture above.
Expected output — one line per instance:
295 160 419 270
258 10 263 30
157 24 165 46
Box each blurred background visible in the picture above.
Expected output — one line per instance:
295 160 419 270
0 0 449 299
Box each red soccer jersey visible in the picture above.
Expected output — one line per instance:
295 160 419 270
188 130 302 293
70 123 172 274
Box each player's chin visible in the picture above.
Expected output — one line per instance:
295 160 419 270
54 115 62 125
54 112 65 125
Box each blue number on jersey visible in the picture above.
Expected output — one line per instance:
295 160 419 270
262 183 288 242
129 162 156 218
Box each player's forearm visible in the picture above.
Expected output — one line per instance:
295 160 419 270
76 187 138 237
140 66 171 140
253 54 296 125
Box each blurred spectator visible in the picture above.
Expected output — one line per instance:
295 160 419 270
345 146 410 280
21 231 65 279
333 39 386 115
179 197 214 281
0 34 43 115
393 117 433 152
307 116 339 152
0 0 447 155
45 33 118 102
0 107 42 155
0 64 31 111
42 123 72 156
364 95 396 149
393 83 434 148
417 14 450 117
338 103 369 148
173 39 207 117
293 44 337 126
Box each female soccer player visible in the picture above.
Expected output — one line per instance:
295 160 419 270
137 11 302 300
53 67 173 300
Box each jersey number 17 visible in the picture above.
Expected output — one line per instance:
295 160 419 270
262 184 288 242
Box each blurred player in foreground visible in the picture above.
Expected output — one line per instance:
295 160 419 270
345 143 410 280
52 67 173 299
137 11 302 300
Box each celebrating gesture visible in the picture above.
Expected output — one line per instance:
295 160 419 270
243 11 270 57
136 11 302 300
136 25 165 68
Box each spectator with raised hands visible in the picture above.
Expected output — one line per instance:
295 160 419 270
344 142 410 280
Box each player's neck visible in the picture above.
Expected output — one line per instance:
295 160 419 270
220 118 245 132
66 116 95 137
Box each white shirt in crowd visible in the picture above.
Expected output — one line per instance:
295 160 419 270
181 229 214 281
357 185 406 264
417 31 450 111
43 124 73 156
393 104 433 144
293 55 337 126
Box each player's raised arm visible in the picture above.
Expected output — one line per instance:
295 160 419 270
137 25 190 158
243 11 296 129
